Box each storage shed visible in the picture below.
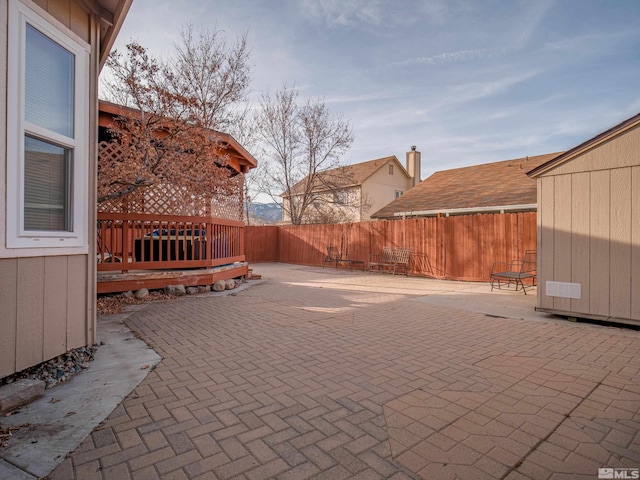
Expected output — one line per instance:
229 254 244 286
528 113 640 326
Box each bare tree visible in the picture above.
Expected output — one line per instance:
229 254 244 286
256 86 354 224
171 25 250 131
98 26 251 204
222 104 263 225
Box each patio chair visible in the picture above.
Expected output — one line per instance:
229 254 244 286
490 250 537 294
323 245 363 270
323 245 341 268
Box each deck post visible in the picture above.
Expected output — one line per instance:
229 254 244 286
122 218 129 273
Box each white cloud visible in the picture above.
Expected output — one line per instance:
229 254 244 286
394 46 510 67
434 69 543 109
544 29 639 56
298 0 459 29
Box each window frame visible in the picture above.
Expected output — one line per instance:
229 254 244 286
6 0 90 252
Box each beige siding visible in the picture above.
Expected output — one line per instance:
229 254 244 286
570 172 590 314
0 259 18 377
1 255 89 376
16 257 45 371
536 125 640 323
68 255 90 348
550 124 640 175
32 0 91 42
539 177 554 309
632 166 640 320
43 256 69 359
283 159 412 223
552 175 572 313
610 169 632 319
361 160 412 220
589 170 610 316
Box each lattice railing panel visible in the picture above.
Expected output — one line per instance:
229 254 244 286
98 141 243 221
210 175 243 221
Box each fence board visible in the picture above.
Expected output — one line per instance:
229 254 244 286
245 213 536 282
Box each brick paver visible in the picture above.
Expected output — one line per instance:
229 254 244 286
51 264 640 479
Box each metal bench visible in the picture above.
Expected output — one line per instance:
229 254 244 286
490 250 537 294
368 247 410 276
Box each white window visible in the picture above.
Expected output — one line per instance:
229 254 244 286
395 190 404 198
6 0 89 252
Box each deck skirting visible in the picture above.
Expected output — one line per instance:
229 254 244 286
97 262 249 294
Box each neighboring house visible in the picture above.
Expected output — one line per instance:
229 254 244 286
97 100 257 221
1 0 131 378
282 147 421 224
371 152 561 219
528 113 640 326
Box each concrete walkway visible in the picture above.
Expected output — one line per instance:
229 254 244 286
47 263 640 479
0 312 161 480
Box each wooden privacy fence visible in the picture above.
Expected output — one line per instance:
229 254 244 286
245 212 536 282
97 212 245 272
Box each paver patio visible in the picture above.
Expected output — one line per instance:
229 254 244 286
51 263 640 479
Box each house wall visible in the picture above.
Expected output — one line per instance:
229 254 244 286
537 123 640 324
282 158 411 224
361 160 411 220
283 187 362 224
0 0 99 378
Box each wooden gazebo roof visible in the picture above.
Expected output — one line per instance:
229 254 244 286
98 100 257 174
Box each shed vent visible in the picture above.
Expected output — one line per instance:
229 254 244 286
546 281 581 299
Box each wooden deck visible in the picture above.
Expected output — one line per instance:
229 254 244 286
97 262 249 294
97 213 247 294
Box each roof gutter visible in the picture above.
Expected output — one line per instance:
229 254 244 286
391 203 537 219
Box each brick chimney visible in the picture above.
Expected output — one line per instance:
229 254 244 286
406 146 421 187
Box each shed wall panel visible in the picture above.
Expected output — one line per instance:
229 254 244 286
553 175 572 312
570 172 590 314
549 125 640 176
43 256 68 359
539 177 555 309
589 170 611 317
610 168 632 319
0 259 18 377
15 257 45 371
632 166 640 320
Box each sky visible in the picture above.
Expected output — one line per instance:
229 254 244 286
109 0 640 187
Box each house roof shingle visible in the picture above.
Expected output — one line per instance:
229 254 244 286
371 152 562 218
284 155 407 196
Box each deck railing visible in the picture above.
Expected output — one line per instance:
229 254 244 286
97 212 245 272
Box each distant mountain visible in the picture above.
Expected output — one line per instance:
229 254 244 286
247 202 282 224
